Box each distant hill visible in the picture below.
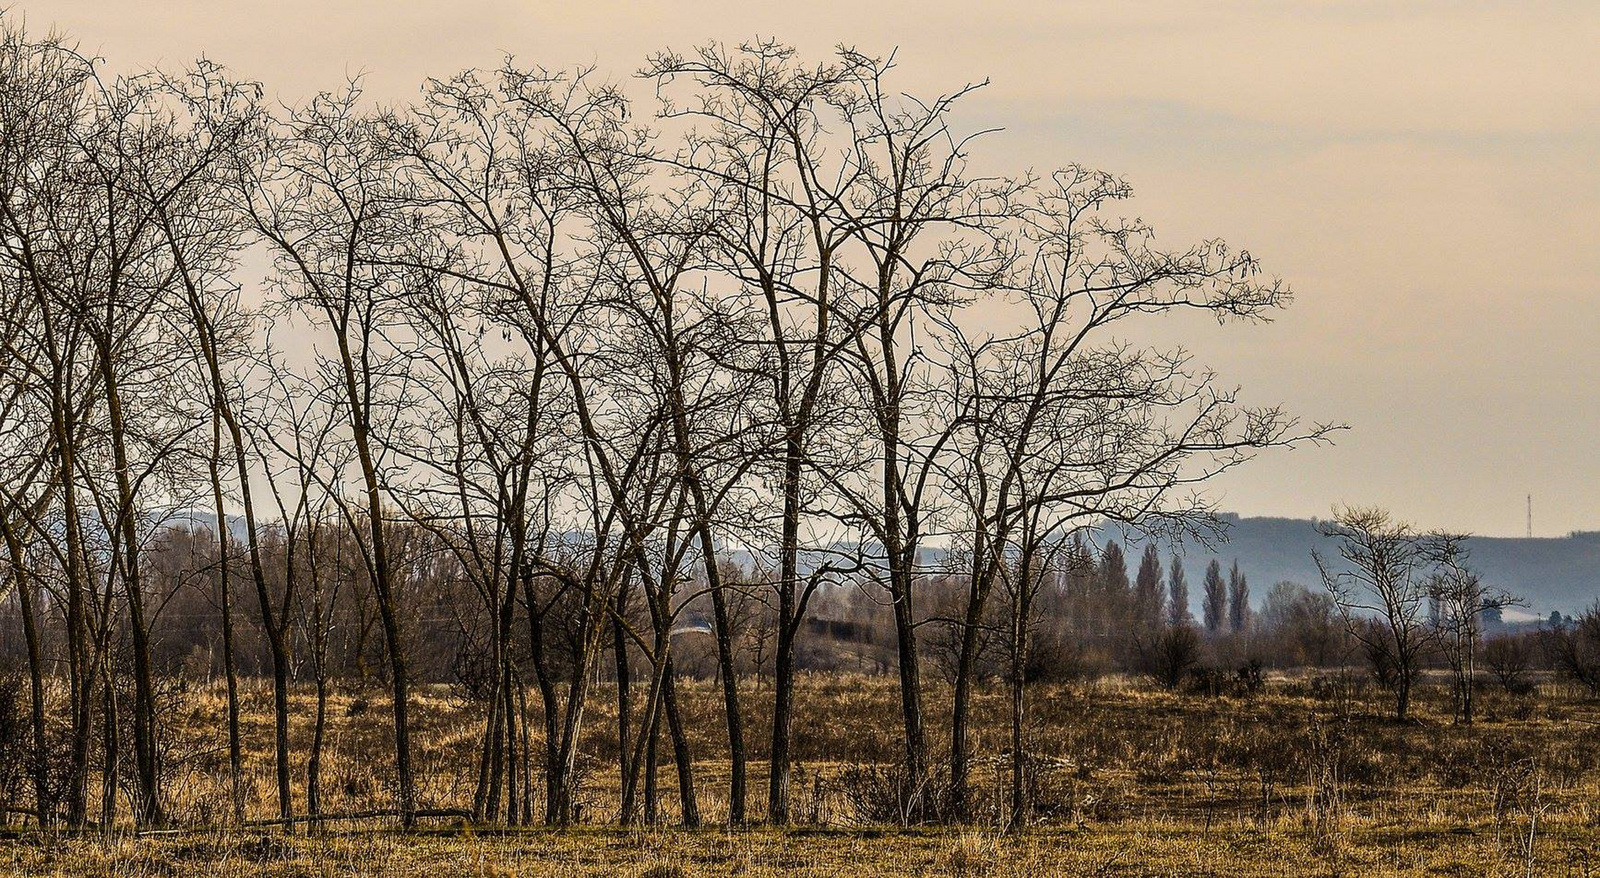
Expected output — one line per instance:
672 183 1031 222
1130 514 1600 618
171 509 1600 618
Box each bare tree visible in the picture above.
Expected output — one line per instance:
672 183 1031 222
241 84 423 823
1545 606 1600 697
936 162 1331 823
1317 506 1437 722
1427 537 1517 723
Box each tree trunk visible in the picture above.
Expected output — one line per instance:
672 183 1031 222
473 684 501 821
888 566 927 820
523 576 562 825
2 517 52 825
99 664 118 831
219 544 245 825
644 700 661 824
707 580 746 824
662 660 700 827
98 350 161 827
768 444 803 824
1007 563 1036 832
208 419 246 825
502 665 520 824
35 301 90 828
613 580 634 823
332 325 415 825
517 677 534 825
308 667 328 823
948 557 992 822
875 308 927 821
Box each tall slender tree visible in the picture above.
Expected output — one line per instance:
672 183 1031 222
1166 554 1191 627
1134 544 1165 631
1202 560 1227 635
1227 561 1251 633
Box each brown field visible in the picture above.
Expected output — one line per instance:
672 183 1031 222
4 672 1600 876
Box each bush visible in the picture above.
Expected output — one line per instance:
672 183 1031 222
1138 624 1202 690
837 762 951 825
1483 633 1535 695
1236 659 1266 697
1544 604 1600 695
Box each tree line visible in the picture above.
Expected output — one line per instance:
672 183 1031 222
0 18 1330 830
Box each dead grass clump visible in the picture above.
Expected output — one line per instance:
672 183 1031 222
939 828 1001 876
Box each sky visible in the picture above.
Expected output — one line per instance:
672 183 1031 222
27 0 1600 537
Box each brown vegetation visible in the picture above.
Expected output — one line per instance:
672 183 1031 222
3 673 1599 875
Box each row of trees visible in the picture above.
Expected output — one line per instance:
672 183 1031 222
0 19 1327 829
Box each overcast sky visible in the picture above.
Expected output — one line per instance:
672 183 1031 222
31 0 1600 537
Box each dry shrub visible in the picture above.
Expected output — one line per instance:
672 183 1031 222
837 761 951 825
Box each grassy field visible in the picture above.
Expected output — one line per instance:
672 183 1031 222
4 672 1599 875
7 821 1600 877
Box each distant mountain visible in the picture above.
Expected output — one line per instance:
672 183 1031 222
1129 514 1600 618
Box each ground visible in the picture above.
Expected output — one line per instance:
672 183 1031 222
2 672 1598 875
5 821 1597 876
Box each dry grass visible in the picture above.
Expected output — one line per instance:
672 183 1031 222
5 671 1600 875
6 821 1599 877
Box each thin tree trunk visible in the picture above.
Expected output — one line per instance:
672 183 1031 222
219 546 245 825
1007 561 1036 832
661 660 700 827
644 699 661 824
524 579 562 825
517 676 534 825
330 325 415 826
474 685 503 821
613 581 634 824
622 636 670 825
306 522 331 828
768 444 803 824
502 663 520 825
948 560 991 822
208 416 246 824
97 349 161 827
308 666 328 823
99 664 118 832
2 516 51 825
33 294 90 828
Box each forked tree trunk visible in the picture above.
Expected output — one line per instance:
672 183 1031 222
98 349 161 827
524 575 562 824
662 661 700 827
